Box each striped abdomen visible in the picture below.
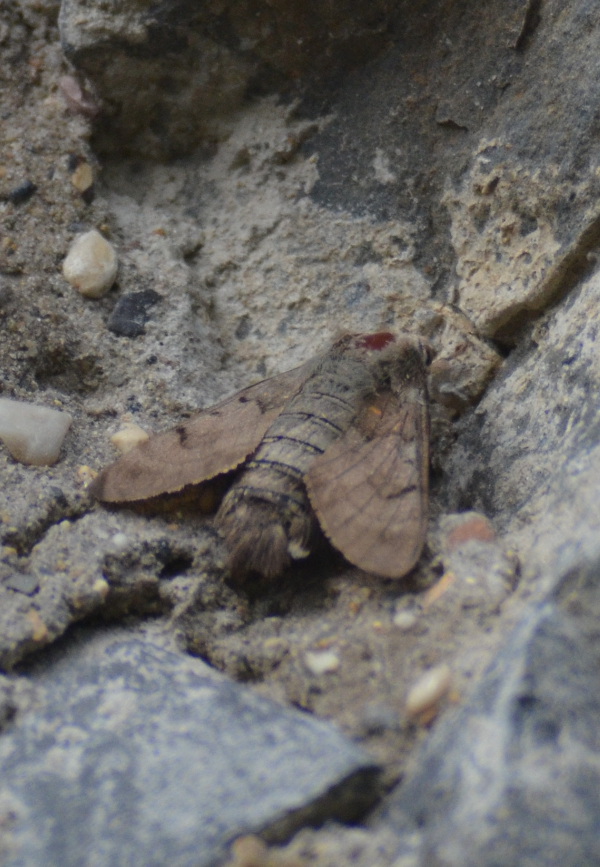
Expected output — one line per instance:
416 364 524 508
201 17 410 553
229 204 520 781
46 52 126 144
216 357 374 579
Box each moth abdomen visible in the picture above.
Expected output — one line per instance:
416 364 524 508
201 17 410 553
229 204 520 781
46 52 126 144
266 408 347 442
246 454 306 475
252 436 324 470
216 482 315 581
220 484 306 512
220 499 291 582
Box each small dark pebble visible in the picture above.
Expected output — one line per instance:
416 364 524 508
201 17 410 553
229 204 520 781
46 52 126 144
81 186 95 205
235 315 251 339
126 396 143 413
357 702 400 737
48 486 69 508
0 694 16 730
107 290 162 337
5 181 37 205
4 574 39 596
67 153 81 172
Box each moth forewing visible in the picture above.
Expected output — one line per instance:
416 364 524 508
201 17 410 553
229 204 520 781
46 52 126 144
90 363 312 504
305 338 430 579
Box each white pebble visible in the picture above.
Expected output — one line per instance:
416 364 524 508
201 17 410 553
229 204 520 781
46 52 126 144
393 609 419 631
304 650 340 675
0 398 72 465
110 423 149 454
62 229 118 298
110 532 130 551
405 664 452 718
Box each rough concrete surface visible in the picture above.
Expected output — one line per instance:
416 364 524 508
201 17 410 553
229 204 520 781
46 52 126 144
2 0 600 863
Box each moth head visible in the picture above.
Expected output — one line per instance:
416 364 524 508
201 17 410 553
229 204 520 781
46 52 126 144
331 331 396 358
352 331 396 352
339 331 435 368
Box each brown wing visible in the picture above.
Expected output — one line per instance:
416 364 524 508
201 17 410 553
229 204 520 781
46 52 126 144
305 386 429 579
91 363 312 503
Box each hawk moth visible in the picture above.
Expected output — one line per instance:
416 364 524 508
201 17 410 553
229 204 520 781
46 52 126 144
91 332 432 582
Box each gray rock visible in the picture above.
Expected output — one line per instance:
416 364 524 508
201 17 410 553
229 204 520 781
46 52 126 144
443 234 600 586
0 628 379 867
375 549 600 866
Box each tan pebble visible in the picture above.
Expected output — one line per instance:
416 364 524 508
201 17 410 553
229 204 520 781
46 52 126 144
304 649 340 675
26 610 48 642
76 464 97 486
110 423 149 454
263 637 287 652
227 835 269 867
92 578 110 599
63 229 118 298
1 546 18 557
71 162 94 192
0 398 72 465
423 571 457 608
445 515 496 551
314 635 337 649
406 664 452 719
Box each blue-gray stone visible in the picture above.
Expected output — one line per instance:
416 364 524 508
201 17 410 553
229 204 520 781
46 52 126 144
375 550 600 867
0 629 379 867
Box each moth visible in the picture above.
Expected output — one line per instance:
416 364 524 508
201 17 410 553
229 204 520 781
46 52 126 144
91 332 432 583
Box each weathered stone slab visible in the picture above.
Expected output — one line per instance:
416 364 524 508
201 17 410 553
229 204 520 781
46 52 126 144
0 629 379 867
0 507 205 671
375 549 600 866
444 260 600 585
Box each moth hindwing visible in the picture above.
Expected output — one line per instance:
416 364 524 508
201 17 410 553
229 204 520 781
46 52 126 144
91 332 432 582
